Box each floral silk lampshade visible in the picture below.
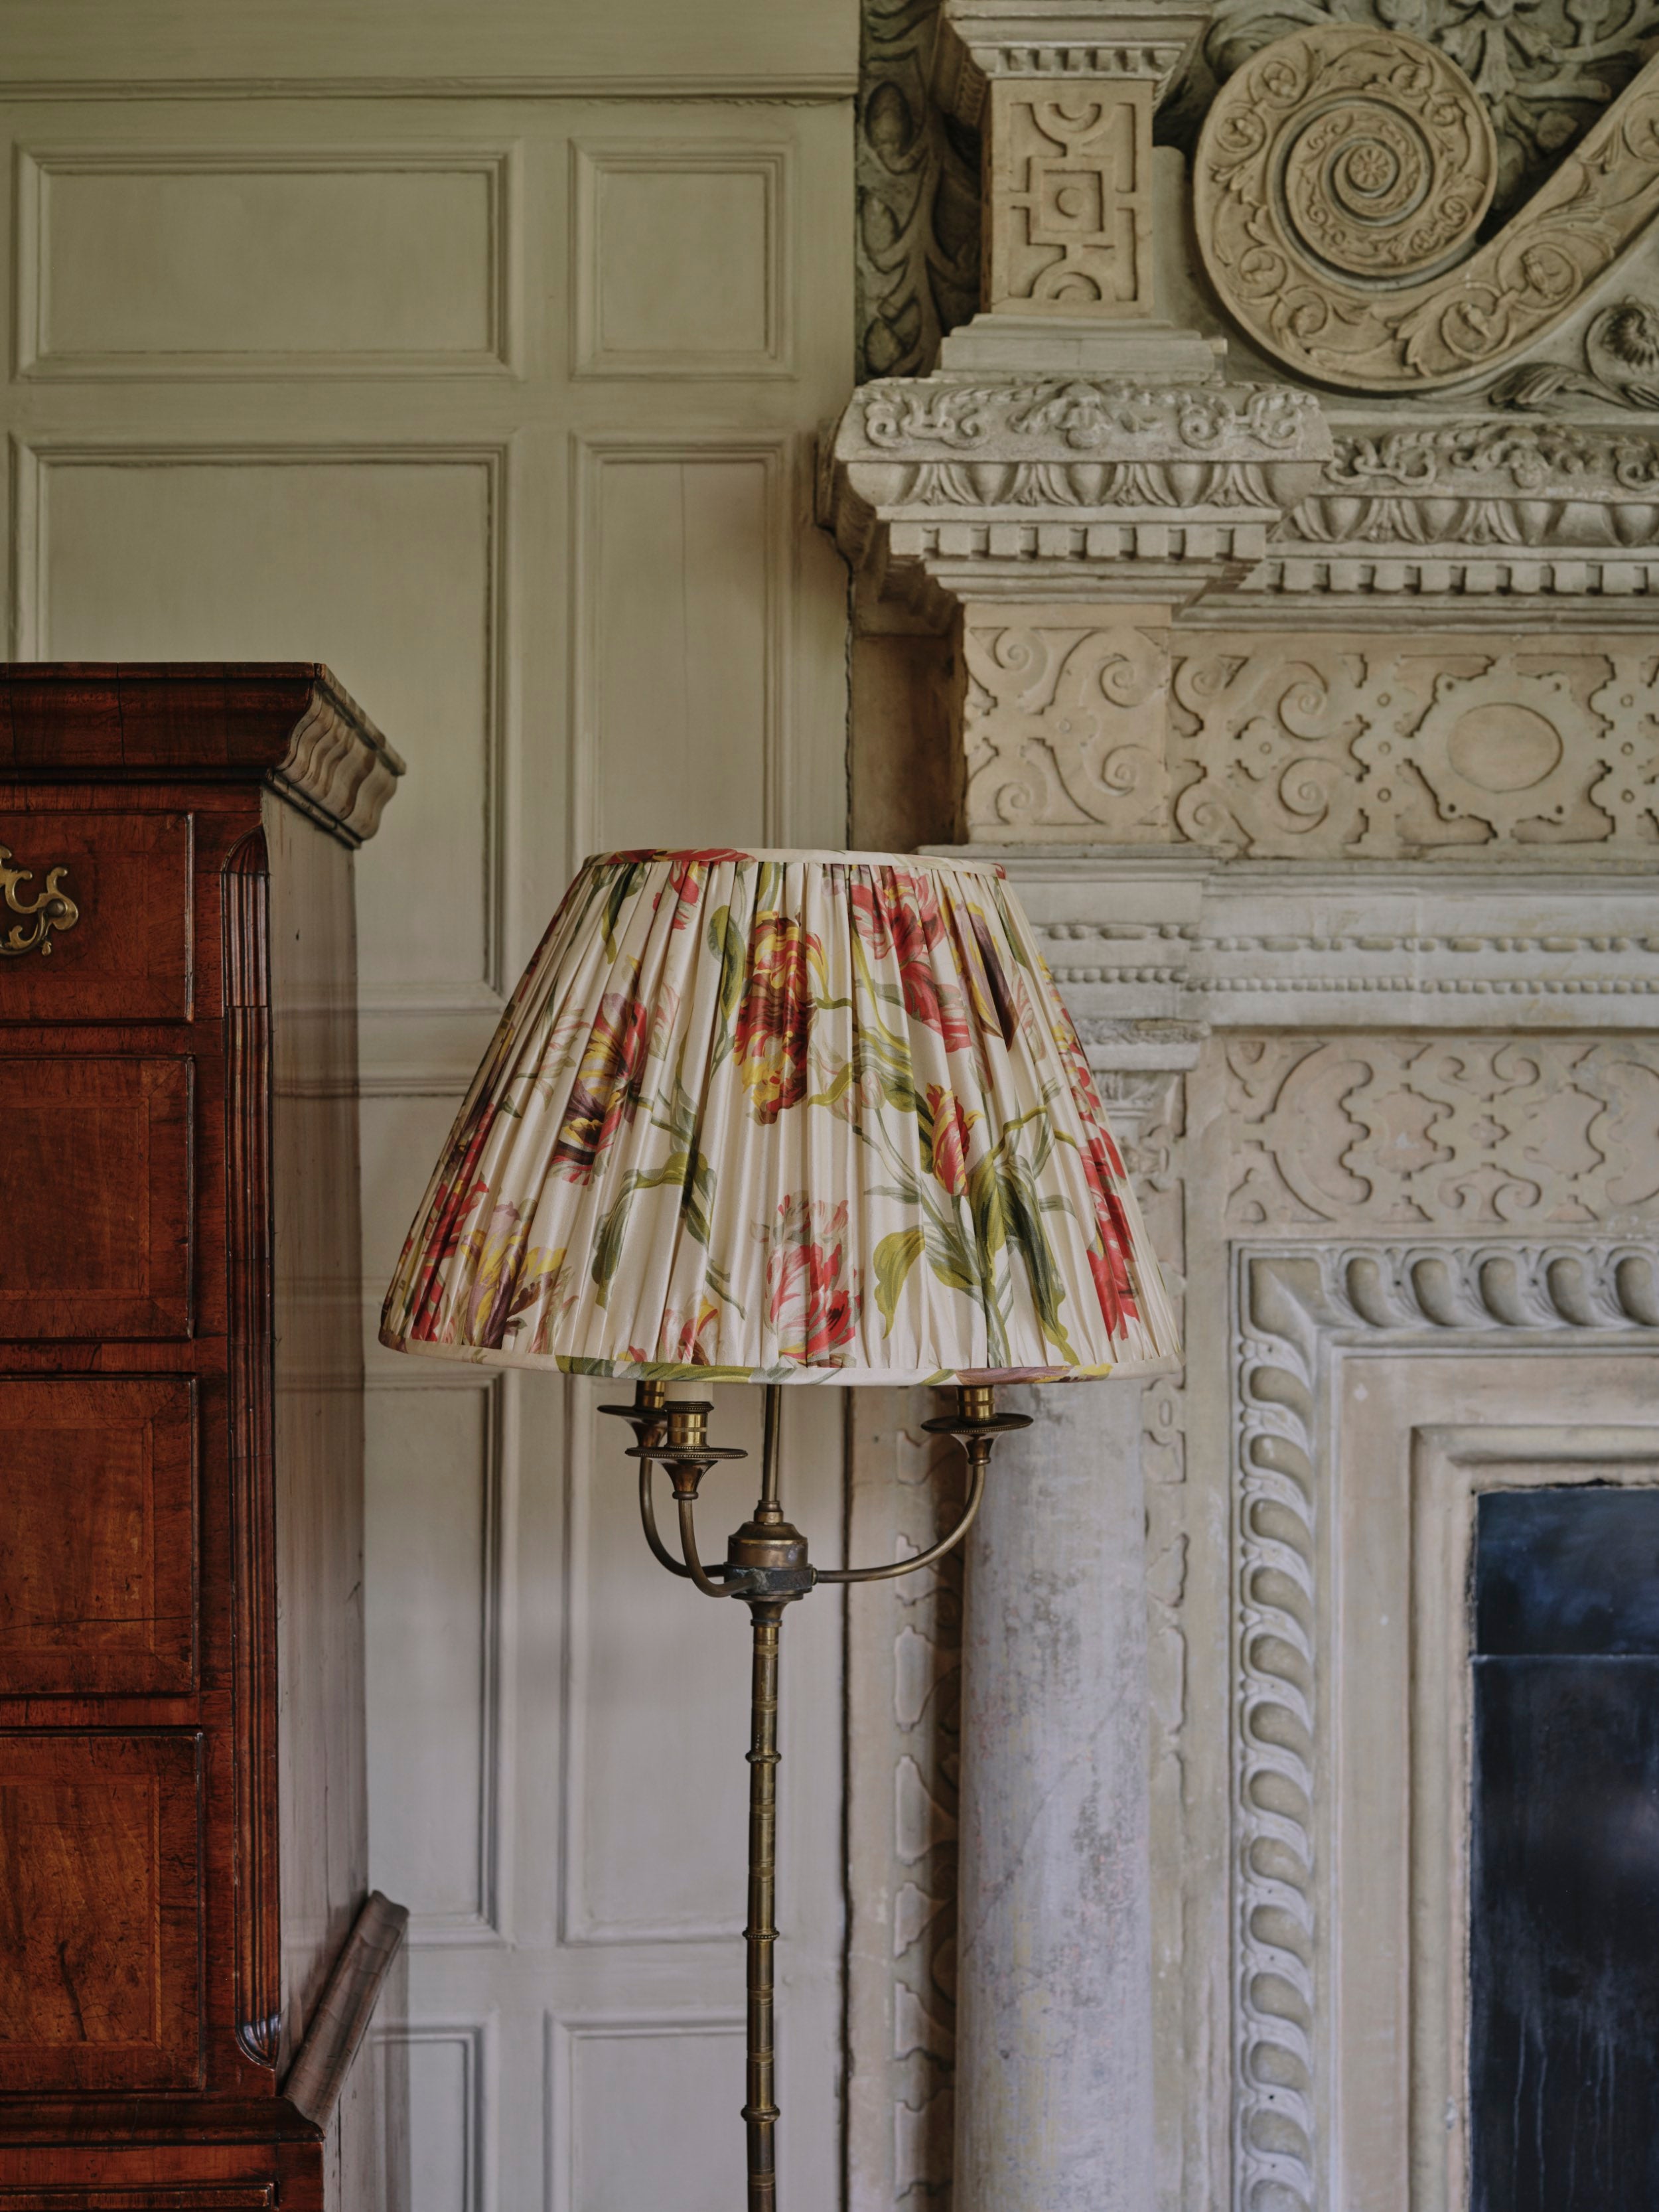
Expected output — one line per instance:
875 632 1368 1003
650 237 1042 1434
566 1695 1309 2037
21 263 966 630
380 846 1179 2212
380 846 1179 1382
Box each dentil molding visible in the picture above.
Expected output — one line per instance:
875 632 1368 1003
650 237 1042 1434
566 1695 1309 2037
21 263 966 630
933 0 1210 127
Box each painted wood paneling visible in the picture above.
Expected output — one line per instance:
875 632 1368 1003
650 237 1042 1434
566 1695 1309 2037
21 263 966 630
1 83 852 2210
21 151 508 374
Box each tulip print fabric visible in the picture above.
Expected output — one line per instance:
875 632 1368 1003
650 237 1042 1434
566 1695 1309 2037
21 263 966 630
381 849 1181 1384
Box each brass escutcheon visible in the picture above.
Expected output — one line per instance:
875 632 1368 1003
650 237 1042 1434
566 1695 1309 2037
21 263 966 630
0 841 78 958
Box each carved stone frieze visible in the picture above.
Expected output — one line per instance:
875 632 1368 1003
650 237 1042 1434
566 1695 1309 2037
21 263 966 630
1167 633 1659 857
1225 1034 1659 1230
1194 22 1659 394
964 627 1659 851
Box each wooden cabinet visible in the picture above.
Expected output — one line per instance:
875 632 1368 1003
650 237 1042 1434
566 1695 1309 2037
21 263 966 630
0 666 408 2209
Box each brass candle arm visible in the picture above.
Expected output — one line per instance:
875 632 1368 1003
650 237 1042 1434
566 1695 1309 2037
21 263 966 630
814 1453 988 1584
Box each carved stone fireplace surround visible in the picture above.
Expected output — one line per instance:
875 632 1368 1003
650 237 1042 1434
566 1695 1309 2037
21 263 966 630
828 3 1659 2207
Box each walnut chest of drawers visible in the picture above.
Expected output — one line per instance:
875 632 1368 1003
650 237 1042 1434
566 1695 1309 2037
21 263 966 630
0 665 409 2209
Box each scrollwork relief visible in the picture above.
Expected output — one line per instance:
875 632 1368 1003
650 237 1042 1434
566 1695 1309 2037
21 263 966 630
1226 1035 1659 1229
964 617 1172 834
1171 0 1659 220
1167 635 1659 857
1193 21 1659 393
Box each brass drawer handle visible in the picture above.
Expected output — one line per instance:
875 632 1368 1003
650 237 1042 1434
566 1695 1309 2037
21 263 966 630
0 841 80 957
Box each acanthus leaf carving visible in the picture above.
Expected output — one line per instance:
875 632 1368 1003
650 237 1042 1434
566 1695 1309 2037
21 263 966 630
858 0 982 382
1490 297 1659 413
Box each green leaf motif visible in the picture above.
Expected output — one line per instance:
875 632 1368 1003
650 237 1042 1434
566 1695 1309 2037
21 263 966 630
707 903 748 1056
873 1227 926 1331
999 1151 1076 1360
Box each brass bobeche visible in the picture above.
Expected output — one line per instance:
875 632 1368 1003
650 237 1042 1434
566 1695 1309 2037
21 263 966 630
600 1372 1029 2209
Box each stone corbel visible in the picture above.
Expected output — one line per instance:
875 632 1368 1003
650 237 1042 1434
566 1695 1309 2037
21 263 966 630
822 372 1331 624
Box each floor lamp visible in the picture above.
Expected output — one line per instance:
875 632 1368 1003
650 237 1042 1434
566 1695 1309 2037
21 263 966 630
380 847 1181 2207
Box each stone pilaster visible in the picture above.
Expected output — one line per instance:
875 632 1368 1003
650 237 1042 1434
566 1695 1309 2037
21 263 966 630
954 1378 1154 2212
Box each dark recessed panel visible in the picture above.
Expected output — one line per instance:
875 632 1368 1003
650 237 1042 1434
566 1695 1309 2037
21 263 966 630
1478 1486 1659 1655
1471 1485 1659 2212
0 1376 196 1696
0 1732 203 2093
0 1057 192 1339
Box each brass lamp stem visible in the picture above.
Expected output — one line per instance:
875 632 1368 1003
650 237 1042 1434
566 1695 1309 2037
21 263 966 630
744 1599 784 2209
609 1376 1031 2209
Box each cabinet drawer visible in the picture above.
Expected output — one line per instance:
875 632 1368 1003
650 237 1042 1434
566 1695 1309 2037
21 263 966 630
0 1057 192 1339
0 1731 204 2093
0 1376 196 1697
0 813 191 1023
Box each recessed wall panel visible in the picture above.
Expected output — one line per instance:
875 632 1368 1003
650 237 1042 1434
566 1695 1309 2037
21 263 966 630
365 1385 496 1931
574 147 786 376
580 441 780 855
21 151 506 373
563 1386 759 1940
28 449 497 994
557 2021 745 2212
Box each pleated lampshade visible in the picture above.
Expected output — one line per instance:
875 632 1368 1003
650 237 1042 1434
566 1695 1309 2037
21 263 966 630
380 848 1180 1384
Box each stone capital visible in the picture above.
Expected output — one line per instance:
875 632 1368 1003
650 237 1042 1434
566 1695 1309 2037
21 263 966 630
933 0 1211 324
932 0 1210 127
821 371 1331 623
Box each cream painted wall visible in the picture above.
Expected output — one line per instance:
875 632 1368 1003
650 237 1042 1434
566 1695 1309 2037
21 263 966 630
0 8 857 2201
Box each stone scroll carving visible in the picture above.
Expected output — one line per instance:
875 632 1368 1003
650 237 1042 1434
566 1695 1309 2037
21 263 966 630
964 616 1173 834
1187 0 1659 218
1234 1237 1659 2212
1226 1035 1659 1230
1194 22 1659 392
